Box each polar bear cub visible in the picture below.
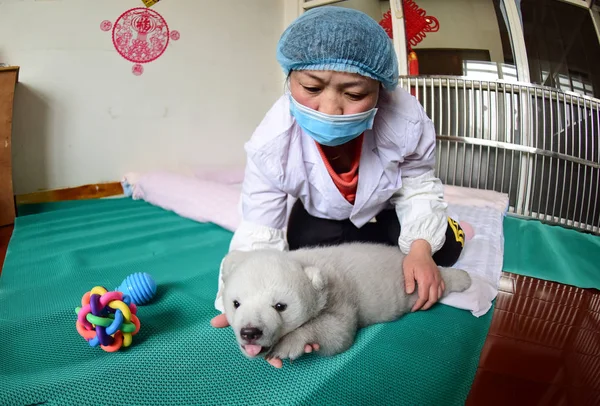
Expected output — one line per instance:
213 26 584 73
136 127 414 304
220 242 471 362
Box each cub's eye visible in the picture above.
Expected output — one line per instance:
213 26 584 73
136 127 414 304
274 303 287 312
233 300 240 309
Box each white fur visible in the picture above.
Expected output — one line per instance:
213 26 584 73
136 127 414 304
221 242 471 361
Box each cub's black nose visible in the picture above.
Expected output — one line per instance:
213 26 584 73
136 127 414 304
240 327 263 341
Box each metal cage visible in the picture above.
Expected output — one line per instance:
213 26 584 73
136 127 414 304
399 75 600 235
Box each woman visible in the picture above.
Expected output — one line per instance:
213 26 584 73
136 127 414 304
211 6 465 367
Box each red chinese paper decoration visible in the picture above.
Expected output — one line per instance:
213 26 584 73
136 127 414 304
403 0 439 52
378 0 439 77
379 0 439 51
100 7 181 76
379 9 393 39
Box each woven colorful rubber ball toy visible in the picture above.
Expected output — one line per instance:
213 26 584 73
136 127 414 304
75 286 141 352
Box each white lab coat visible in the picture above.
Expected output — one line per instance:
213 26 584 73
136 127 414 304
214 86 449 312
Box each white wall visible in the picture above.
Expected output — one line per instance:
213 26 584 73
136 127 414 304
336 0 387 22
0 0 284 194
411 0 505 63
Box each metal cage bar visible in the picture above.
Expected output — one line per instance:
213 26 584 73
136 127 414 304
399 75 600 235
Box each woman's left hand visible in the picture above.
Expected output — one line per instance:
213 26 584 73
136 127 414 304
403 240 445 312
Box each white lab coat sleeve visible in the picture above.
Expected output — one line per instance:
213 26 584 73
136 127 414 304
390 105 448 255
214 152 289 312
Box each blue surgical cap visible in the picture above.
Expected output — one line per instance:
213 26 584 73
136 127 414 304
276 6 399 90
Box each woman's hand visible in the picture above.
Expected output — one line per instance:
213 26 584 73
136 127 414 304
210 313 319 368
403 239 445 312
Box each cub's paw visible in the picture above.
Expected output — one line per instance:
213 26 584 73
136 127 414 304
267 333 311 362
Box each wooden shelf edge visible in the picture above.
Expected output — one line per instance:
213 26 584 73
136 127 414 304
15 182 125 205
0 66 20 82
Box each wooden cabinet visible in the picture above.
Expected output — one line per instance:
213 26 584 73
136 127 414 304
0 66 19 226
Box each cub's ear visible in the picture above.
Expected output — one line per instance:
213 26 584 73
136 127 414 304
303 266 325 291
221 250 249 282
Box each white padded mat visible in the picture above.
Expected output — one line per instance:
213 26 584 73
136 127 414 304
122 170 508 317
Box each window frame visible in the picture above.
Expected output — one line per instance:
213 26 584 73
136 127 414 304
291 1 600 91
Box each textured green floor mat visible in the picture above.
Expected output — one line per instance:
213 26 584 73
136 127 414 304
503 216 600 289
1 198 493 406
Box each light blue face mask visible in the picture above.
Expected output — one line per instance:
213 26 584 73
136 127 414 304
288 95 378 147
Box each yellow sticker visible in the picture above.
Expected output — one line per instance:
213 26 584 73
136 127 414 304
142 0 161 7
447 217 465 247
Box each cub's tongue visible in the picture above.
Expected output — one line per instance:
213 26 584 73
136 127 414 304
244 345 262 357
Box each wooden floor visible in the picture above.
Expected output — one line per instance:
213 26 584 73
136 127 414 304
466 272 600 405
0 225 598 404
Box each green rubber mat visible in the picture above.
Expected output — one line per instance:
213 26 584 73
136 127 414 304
503 216 600 289
0 198 493 406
